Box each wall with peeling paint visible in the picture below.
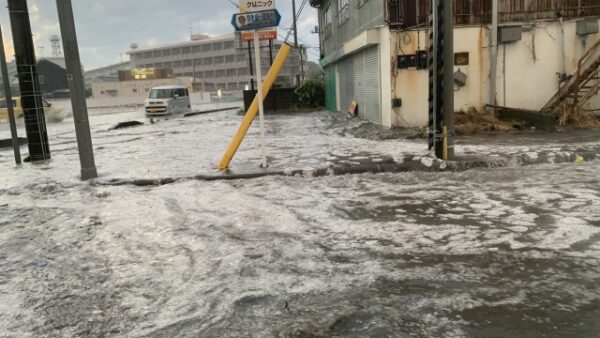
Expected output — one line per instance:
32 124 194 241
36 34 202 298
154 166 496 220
388 18 600 128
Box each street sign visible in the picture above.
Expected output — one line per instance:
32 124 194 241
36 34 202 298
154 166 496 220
231 9 281 31
239 0 275 13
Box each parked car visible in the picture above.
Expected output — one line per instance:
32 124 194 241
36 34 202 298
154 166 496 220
145 86 192 116
0 97 56 123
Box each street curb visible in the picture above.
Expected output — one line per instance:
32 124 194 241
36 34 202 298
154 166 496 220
95 150 599 187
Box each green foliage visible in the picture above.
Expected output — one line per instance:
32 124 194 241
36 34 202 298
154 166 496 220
295 79 325 108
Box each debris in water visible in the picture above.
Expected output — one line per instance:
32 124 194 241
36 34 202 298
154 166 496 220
110 121 144 130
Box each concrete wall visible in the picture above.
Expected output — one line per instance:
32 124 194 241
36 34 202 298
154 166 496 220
389 18 600 128
91 77 193 99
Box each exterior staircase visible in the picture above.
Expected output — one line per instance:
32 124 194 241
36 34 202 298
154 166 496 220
542 40 600 125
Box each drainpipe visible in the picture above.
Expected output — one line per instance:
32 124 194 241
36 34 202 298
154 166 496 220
489 0 498 114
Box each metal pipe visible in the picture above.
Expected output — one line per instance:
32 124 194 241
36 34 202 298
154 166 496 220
0 24 21 164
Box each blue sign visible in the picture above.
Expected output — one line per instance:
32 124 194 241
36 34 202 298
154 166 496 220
231 9 281 31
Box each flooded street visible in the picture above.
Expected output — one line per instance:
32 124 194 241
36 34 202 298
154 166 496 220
1 109 600 337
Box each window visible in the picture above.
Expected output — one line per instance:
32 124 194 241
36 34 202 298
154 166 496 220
214 56 224 64
133 88 138 93
144 52 152 59
215 69 226 78
237 68 248 76
236 54 246 62
192 45 202 53
183 60 193 67
177 88 186 97
172 48 181 55
163 49 172 57
227 68 236 77
153 50 162 58
38 75 45 85
204 57 213 65
338 0 349 25
225 55 235 63
224 41 234 49
202 44 212 52
213 42 223 51
182 46 191 54
174 61 183 68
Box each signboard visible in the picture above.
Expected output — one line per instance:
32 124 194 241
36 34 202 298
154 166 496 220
239 0 277 41
231 10 281 31
239 0 275 13
241 29 277 42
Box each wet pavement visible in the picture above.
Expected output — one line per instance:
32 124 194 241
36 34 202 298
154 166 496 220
1 106 600 337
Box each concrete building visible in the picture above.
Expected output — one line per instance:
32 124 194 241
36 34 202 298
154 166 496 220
311 0 600 128
128 33 308 92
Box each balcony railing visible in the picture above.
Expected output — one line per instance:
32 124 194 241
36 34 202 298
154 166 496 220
387 0 600 30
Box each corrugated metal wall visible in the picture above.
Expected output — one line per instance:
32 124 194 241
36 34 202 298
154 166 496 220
353 46 382 123
338 58 354 114
324 66 337 112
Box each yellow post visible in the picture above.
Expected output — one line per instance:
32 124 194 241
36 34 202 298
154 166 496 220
442 126 448 161
217 43 292 170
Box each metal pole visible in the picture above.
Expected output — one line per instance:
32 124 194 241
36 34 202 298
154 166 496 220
489 0 498 115
292 0 301 85
442 0 454 159
56 0 98 180
0 24 21 165
248 40 255 91
8 0 51 162
254 31 267 168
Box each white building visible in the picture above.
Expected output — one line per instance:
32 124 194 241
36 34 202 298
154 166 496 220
128 33 308 92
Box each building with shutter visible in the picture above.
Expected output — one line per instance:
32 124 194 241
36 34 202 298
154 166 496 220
311 0 600 128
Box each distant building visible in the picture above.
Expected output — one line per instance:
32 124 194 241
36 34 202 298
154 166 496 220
84 61 131 89
0 57 70 96
37 58 68 95
311 0 600 128
91 67 191 99
127 33 308 92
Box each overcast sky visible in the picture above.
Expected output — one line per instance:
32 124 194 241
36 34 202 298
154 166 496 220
0 0 319 70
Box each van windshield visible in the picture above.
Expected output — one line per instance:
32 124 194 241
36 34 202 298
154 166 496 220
148 89 173 99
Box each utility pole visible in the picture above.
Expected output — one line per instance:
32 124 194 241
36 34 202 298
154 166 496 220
428 0 454 159
0 24 21 164
248 41 255 91
489 0 498 115
56 0 98 180
8 0 51 162
292 0 303 85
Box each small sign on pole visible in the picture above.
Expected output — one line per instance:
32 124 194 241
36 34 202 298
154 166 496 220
232 2 281 168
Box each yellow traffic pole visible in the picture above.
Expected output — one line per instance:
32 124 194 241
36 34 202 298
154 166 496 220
217 43 292 170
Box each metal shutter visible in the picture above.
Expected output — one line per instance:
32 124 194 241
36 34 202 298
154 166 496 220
363 46 381 124
338 58 354 113
353 51 366 120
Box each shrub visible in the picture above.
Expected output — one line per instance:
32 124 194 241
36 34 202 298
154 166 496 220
295 79 325 108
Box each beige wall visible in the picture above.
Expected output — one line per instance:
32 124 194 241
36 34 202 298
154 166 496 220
91 77 193 99
388 19 600 128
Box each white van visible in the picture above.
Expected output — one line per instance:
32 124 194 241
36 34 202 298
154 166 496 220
145 86 192 116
